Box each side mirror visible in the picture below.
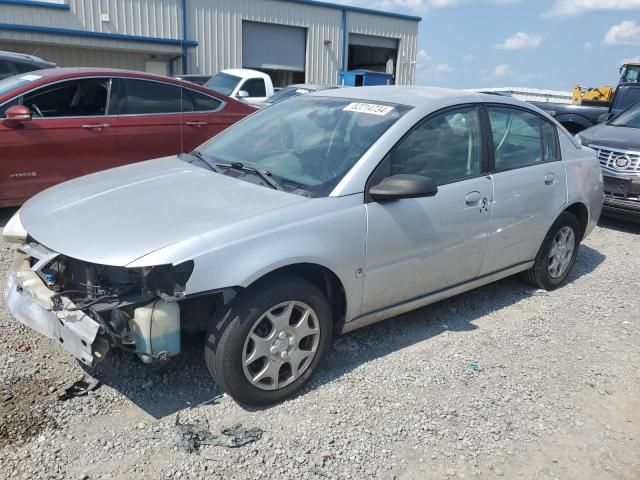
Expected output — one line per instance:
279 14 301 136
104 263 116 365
4 105 32 126
369 174 438 201
237 90 249 99
597 113 611 123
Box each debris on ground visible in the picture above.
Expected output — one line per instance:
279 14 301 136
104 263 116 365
531 289 550 296
469 360 481 371
172 416 263 453
16 343 30 352
58 374 100 401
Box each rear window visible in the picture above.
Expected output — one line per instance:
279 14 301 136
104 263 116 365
0 73 43 97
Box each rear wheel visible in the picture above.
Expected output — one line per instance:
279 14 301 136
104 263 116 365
521 212 580 290
205 274 332 406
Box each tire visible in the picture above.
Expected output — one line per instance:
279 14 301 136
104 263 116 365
521 212 581 291
205 274 332 406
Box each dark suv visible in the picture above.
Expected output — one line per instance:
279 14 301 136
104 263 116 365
0 51 56 80
577 99 640 220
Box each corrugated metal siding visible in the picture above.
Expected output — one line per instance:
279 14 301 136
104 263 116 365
0 40 171 70
188 0 343 85
347 11 418 85
0 29 182 53
0 0 182 39
0 0 419 84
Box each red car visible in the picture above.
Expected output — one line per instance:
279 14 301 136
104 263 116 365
0 68 254 207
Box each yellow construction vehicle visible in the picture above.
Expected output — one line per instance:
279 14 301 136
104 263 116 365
572 85 614 106
571 62 640 106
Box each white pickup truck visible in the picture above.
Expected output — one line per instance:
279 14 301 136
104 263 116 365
204 68 274 104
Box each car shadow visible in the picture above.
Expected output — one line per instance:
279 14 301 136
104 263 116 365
86 244 605 418
598 215 640 234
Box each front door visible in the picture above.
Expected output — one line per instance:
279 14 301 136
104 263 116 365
481 105 568 275
363 105 493 314
0 77 115 205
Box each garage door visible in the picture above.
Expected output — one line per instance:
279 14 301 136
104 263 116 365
242 22 306 72
349 33 398 50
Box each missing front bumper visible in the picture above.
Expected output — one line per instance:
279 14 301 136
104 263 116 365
5 269 106 367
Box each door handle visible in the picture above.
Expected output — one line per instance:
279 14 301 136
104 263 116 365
544 173 556 185
81 123 110 130
185 121 208 127
465 191 482 206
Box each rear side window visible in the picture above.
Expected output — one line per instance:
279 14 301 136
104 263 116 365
182 88 222 112
0 60 15 79
487 107 560 171
122 79 181 114
22 78 109 117
241 78 266 97
386 106 482 185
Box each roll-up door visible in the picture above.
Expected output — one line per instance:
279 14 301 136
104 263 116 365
242 21 306 72
349 33 398 50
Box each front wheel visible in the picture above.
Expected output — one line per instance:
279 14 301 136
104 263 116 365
205 274 332 406
521 212 581 291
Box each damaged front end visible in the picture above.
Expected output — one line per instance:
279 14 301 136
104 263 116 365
6 238 194 367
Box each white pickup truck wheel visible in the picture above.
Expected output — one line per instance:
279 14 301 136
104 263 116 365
205 274 332 406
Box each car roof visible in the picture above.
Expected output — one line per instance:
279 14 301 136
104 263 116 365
312 85 490 107
0 50 53 65
221 68 271 79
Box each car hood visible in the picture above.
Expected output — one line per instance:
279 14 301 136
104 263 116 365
581 123 640 151
19 156 308 266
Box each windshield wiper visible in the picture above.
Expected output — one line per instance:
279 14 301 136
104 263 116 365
180 151 223 173
217 162 283 191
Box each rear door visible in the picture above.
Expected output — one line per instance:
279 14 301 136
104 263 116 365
480 105 567 275
180 87 230 151
111 78 182 164
0 77 115 205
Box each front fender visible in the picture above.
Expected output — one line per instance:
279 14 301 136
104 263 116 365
554 113 593 132
130 195 368 321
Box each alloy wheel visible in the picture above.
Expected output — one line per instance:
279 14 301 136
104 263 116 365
548 226 576 279
242 301 321 391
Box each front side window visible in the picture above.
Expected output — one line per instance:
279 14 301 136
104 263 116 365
197 96 410 197
386 106 482 185
488 106 559 171
22 78 109 117
241 78 267 97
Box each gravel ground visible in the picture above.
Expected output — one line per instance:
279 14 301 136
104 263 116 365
1 207 638 480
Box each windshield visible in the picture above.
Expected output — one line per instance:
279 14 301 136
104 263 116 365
611 101 640 128
197 96 410 197
204 73 241 96
611 87 640 115
0 73 44 97
266 86 313 104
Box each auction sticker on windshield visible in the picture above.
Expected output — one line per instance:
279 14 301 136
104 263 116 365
343 103 394 116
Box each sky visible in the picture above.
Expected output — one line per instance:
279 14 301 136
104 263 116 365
334 0 640 91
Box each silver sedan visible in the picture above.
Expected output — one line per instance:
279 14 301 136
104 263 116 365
3 86 603 405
